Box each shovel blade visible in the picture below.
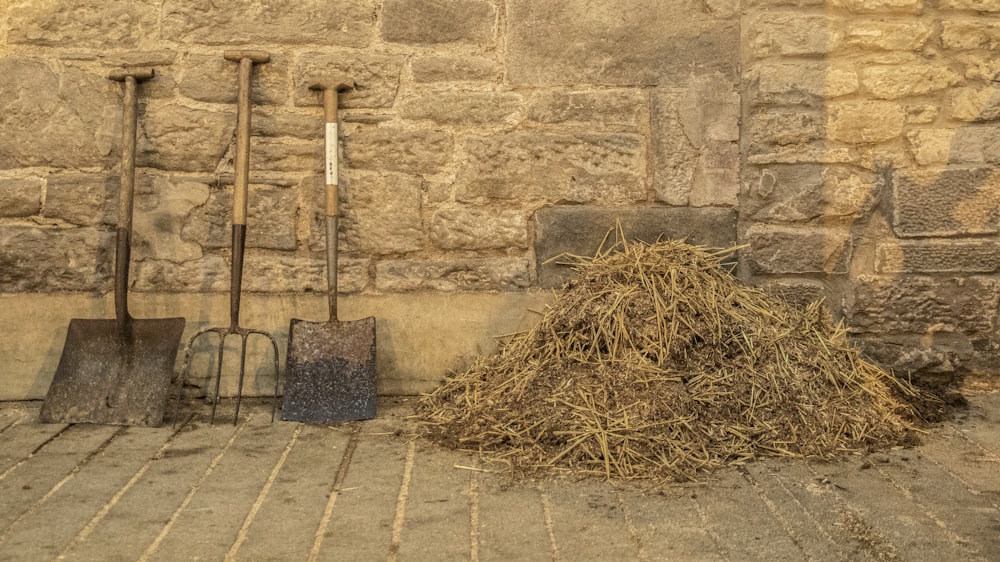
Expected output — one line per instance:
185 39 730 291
40 316 186 426
283 317 377 423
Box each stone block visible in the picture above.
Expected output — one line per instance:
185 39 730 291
748 63 857 105
526 89 646 129
455 133 646 204
892 167 1000 237
241 254 369 294
747 108 826 149
942 21 1000 50
949 87 1000 122
750 14 835 58
429 208 528 251
534 206 738 288
132 177 209 262
412 55 501 83
507 0 737 86
746 164 877 221
183 184 298 251
162 0 376 47
178 53 288 105
830 0 923 12
253 113 322 140
747 146 857 165
382 0 496 46
906 105 939 124
44 173 118 227
0 226 111 292
690 142 740 207
652 88 697 205
744 224 852 274
341 172 424 255
876 240 1000 274
0 59 117 169
375 258 531 292
0 178 43 217
860 65 961 100
759 279 831 310
941 0 1000 9
138 103 232 173
132 255 229 293
248 138 323 174
846 275 1000 335
344 126 453 175
7 0 155 47
827 101 905 144
399 91 522 125
293 53 405 109
678 73 740 146
906 128 997 165
840 20 933 51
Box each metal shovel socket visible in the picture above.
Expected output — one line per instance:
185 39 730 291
40 68 185 427
175 51 280 426
283 79 377 423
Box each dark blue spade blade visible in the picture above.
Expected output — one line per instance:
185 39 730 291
283 316 377 423
40 316 186 426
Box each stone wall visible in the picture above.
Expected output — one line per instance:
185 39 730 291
0 0 996 399
743 0 1000 380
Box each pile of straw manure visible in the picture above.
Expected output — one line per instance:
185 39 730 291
418 235 922 483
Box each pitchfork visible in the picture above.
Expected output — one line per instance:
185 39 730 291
176 50 279 425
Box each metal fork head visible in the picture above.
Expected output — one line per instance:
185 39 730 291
175 325 280 426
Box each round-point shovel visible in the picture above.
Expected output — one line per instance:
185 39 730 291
40 67 186 427
282 78 377 423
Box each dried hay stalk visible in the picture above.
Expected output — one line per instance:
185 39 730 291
418 233 921 483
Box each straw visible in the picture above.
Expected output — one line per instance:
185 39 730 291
417 230 925 483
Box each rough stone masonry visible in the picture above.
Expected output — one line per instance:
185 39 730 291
0 0 997 399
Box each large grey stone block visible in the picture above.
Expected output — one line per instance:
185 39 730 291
506 0 737 86
846 275 1000 335
534 206 738 288
892 167 1000 237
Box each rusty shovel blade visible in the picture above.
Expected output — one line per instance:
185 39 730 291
40 316 185 426
283 317 376 423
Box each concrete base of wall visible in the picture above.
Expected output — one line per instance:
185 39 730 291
0 291 552 401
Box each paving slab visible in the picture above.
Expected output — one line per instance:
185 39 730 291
0 391 996 561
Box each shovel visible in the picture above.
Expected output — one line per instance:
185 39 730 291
40 67 185 427
282 78 377 423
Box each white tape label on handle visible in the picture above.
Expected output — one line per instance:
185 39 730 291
325 122 338 185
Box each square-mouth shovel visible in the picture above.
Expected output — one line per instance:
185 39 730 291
40 68 185 427
282 78 377 423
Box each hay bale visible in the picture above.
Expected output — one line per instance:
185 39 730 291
418 235 921 483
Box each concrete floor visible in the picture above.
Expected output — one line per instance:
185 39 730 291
0 390 998 561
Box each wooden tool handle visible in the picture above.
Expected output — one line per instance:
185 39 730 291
227 52 269 225
309 78 354 218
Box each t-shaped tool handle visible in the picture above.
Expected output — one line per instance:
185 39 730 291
223 51 270 226
108 67 155 235
308 77 355 218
